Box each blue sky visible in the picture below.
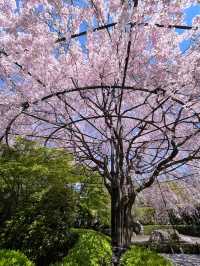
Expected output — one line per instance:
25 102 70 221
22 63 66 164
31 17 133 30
178 4 200 51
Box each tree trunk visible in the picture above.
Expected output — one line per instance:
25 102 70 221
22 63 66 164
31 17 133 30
111 186 135 266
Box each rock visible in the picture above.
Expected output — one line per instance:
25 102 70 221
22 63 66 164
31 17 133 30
131 232 137 242
163 254 200 266
179 235 193 244
149 229 171 243
149 229 180 244
148 229 181 252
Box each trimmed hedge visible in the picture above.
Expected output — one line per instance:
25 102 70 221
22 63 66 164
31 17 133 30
52 229 112 266
0 250 35 266
120 246 173 266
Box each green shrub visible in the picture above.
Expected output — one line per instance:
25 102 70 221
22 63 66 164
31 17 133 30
52 229 112 266
52 230 174 266
134 207 156 225
0 187 77 266
120 246 173 266
0 249 35 266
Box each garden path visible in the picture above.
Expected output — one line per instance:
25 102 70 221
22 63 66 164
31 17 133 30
132 234 200 266
164 254 200 266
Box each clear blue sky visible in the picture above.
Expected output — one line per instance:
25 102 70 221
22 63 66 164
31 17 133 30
178 4 200 51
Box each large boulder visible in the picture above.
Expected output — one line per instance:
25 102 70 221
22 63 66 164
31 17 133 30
149 229 180 243
148 229 200 253
148 229 181 252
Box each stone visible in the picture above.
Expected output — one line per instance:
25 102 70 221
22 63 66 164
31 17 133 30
149 229 180 244
148 229 181 252
179 235 193 244
131 232 137 242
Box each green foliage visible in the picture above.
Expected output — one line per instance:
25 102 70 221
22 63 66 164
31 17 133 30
174 224 200 237
134 207 156 225
52 229 112 266
0 137 110 229
1 186 77 265
120 246 173 266
77 172 110 228
0 138 81 224
0 138 111 265
0 138 80 265
167 182 189 201
0 249 35 266
52 231 173 266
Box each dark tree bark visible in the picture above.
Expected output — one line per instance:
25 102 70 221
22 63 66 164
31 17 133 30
111 185 135 266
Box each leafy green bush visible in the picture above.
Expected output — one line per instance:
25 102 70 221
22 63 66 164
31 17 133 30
52 230 174 266
120 246 173 266
0 139 83 265
52 229 112 266
0 138 83 227
134 207 156 225
0 249 35 266
0 186 78 266
75 171 110 229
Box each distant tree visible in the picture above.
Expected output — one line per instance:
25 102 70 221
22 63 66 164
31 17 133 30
0 138 81 265
141 180 200 224
0 137 81 224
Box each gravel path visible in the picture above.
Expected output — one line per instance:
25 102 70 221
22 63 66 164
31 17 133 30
163 254 200 266
132 234 200 266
